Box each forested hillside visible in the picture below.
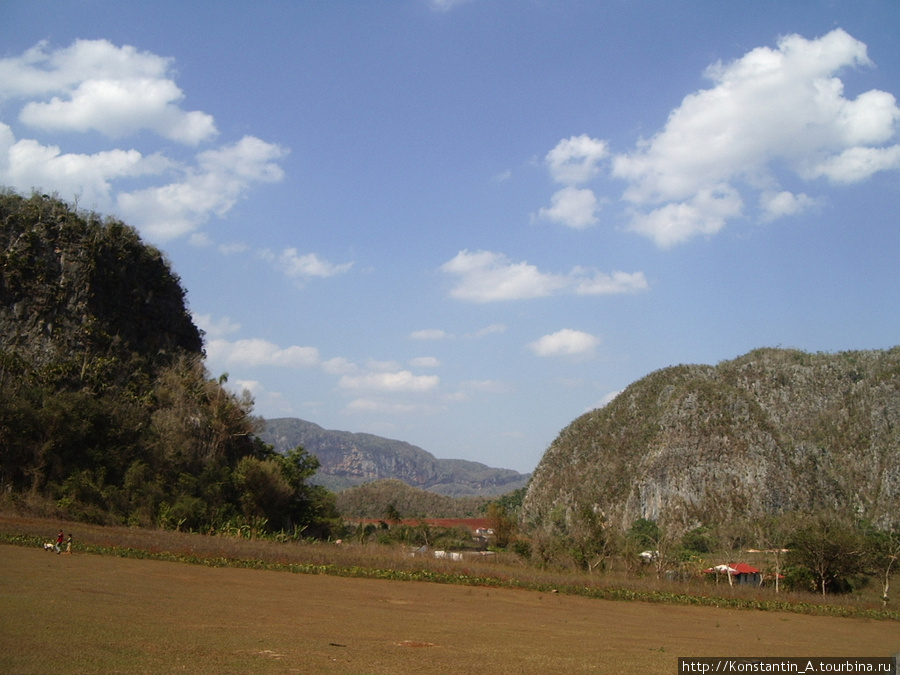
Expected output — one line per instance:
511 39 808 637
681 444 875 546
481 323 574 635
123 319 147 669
0 190 336 535
523 347 900 544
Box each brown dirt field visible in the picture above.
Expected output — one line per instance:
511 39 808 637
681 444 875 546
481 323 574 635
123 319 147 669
1 544 897 674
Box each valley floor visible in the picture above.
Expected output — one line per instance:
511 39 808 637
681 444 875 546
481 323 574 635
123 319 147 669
1 544 897 674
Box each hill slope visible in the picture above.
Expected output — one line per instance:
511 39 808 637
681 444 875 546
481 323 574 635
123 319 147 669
0 191 335 535
257 418 530 496
522 347 900 536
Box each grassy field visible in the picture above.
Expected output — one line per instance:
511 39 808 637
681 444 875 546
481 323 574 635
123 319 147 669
1 516 898 674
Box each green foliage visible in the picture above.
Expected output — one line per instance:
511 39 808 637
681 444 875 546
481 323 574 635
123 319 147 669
488 487 527 514
627 518 661 550
0 190 335 538
681 526 716 554
787 515 867 595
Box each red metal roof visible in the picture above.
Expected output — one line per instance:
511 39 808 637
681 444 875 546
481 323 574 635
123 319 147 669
703 562 760 575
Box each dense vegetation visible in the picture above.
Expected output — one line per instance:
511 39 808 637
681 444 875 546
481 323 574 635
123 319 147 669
0 190 337 536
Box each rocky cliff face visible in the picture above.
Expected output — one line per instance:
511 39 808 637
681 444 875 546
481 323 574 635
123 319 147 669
0 191 201 373
257 418 530 496
521 347 900 536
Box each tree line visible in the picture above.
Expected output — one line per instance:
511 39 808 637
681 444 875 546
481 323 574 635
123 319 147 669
517 509 899 599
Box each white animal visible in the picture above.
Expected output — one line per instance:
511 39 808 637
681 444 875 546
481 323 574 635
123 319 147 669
639 550 659 564
43 542 57 552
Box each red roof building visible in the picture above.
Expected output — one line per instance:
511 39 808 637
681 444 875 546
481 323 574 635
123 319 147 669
704 562 762 586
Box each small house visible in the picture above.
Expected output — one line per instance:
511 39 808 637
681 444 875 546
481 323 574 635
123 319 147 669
704 562 761 586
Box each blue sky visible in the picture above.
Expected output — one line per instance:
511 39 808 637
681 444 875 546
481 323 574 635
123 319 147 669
2 2 899 473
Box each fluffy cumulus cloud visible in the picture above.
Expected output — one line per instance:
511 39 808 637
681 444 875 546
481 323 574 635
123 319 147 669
115 135 287 241
615 29 900 246
0 39 286 242
0 39 217 143
0 123 172 207
539 30 900 247
538 135 608 228
441 249 647 302
528 329 600 359
538 186 600 229
545 135 609 184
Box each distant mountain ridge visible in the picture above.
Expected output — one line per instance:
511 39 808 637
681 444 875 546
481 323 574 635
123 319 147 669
257 418 530 497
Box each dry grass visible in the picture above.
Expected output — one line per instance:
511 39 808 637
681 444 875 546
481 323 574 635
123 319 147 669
2 514 899 674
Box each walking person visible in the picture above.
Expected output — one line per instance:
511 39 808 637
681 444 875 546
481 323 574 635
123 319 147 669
64 533 72 554
55 530 64 554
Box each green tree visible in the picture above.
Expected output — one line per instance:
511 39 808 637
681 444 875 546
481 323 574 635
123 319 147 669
485 502 516 549
383 502 402 526
235 456 295 529
861 523 900 606
788 515 866 595
627 517 661 550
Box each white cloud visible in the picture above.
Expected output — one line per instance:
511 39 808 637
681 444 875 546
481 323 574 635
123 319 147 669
535 30 900 247
803 144 900 184
0 122 171 206
270 248 354 279
538 186 600 229
628 184 743 248
441 250 647 302
538 135 608 228
338 370 440 393
0 40 287 243
528 329 600 359
442 250 568 301
205 338 320 369
409 356 440 368
572 268 649 295
116 135 287 240
759 190 817 222
545 134 609 184
410 328 449 341
321 357 357 375
1 39 217 144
